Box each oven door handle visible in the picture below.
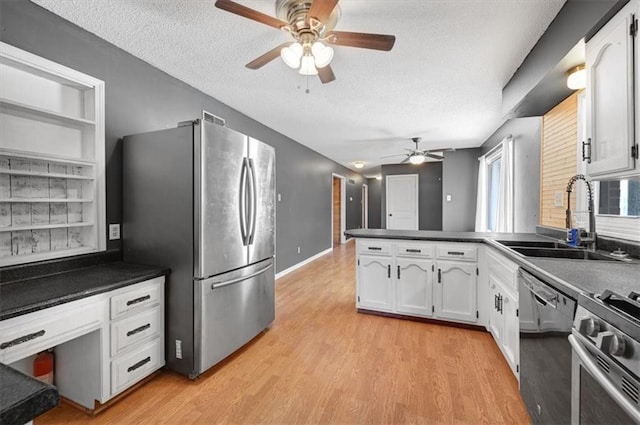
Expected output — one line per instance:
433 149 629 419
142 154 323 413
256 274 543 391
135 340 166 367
568 334 640 424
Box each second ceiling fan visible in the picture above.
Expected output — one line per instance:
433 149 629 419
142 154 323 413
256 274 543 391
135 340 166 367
215 0 396 84
382 138 452 164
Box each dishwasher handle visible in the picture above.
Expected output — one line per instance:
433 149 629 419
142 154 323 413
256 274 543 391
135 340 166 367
519 270 558 308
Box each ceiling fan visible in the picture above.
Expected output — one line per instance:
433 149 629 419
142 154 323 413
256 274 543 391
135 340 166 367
214 0 396 84
381 138 451 164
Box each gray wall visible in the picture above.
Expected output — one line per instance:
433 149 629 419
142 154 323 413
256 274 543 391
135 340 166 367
380 163 443 230
480 117 542 233
366 178 382 229
442 149 480 231
0 0 364 273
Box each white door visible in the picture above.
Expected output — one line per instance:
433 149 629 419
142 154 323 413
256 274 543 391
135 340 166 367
362 184 368 229
501 287 519 376
386 174 418 230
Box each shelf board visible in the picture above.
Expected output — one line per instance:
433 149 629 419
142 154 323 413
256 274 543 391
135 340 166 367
0 169 94 180
0 198 93 203
0 222 94 232
0 246 97 267
0 98 96 128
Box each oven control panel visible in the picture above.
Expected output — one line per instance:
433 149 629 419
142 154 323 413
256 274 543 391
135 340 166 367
573 306 640 376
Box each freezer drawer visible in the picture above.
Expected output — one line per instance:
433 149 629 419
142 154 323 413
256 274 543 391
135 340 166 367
197 258 275 374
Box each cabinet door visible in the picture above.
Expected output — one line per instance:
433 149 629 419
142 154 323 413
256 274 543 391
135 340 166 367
395 258 433 317
357 255 393 312
488 276 503 342
585 7 636 177
434 261 477 323
501 288 519 377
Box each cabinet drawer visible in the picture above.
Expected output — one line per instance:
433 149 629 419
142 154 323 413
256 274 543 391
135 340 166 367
111 338 162 395
0 297 104 363
111 307 161 357
395 243 434 258
357 240 392 256
436 245 477 261
110 277 163 320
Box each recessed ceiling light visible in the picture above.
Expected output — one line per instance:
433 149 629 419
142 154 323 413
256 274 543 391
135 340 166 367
354 161 365 169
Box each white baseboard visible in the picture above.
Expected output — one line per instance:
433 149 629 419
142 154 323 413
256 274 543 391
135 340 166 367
275 247 333 280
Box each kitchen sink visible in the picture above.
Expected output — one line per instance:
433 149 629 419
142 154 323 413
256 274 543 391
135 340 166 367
509 247 623 261
497 240 567 249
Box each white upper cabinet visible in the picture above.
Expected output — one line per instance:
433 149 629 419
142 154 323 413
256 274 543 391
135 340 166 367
584 2 638 178
0 42 105 266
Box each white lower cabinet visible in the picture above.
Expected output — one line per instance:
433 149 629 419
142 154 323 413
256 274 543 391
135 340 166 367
395 257 434 317
1 276 165 410
356 239 479 326
357 254 393 312
434 261 477 323
487 248 520 378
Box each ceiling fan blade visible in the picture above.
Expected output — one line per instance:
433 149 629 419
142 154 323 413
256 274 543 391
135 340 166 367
426 153 445 160
325 31 396 51
400 156 411 164
246 43 291 69
215 0 290 30
380 153 406 159
307 0 339 25
317 65 336 84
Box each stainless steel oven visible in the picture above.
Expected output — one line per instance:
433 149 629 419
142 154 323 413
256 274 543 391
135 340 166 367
518 269 577 424
569 291 640 424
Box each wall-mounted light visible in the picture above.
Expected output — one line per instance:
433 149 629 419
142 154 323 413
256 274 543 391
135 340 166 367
376 175 382 181
567 64 586 90
354 161 365 169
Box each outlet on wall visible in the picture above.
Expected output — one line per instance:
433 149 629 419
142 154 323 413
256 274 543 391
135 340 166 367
109 223 120 240
554 191 564 207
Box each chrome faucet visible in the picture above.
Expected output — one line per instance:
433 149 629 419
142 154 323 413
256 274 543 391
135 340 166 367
565 174 596 249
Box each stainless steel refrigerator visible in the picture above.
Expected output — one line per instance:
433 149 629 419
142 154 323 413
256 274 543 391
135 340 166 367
122 112 275 378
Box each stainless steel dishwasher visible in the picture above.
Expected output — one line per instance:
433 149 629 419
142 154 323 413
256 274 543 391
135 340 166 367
518 269 577 425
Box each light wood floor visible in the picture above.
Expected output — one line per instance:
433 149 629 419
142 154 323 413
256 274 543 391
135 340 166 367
39 242 530 424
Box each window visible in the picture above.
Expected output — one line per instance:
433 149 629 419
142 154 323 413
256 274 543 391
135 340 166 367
475 137 514 233
486 153 502 232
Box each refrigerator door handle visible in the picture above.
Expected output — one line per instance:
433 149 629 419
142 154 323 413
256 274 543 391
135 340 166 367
239 157 249 245
210 263 274 290
247 158 258 245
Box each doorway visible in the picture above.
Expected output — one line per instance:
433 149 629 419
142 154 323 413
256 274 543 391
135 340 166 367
332 174 346 247
386 174 419 230
362 184 368 229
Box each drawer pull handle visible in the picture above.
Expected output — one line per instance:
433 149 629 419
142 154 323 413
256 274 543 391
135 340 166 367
126 295 151 306
447 251 465 256
0 329 46 350
406 249 421 253
368 247 382 251
126 323 151 337
127 356 151 373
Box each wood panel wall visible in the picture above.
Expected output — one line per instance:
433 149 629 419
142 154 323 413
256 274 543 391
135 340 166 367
333 177 341 247
540 92 579 228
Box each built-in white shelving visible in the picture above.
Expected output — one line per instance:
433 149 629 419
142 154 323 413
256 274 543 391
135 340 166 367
0 41 105 266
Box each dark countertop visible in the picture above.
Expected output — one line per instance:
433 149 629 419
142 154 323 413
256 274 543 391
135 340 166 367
0 363 59 424
345 229 640 300
0 262 169 321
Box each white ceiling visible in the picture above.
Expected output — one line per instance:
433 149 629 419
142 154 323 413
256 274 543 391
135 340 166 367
33 0 566 175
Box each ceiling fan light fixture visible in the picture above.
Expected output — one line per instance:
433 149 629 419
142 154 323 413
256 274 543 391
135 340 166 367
281 42 303 68
299 54 318 75
311 42 334 68
409 154 425 165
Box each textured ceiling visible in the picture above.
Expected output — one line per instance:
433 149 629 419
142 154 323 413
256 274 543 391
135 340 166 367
33 0 566 175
